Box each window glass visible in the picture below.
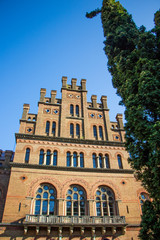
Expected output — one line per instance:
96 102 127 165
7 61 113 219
93 125 97 139
46 150 51 165
76 124 80 137
76 105 79 117
53 150 57 166
39 149 44 165
46 121 50 134
52 122 56 136
25 148 30 163
34 184 56 215
70 123 74 137
73 152 77 167
70 104 74 116
80 153 84 168
66 185 86 216
99 154 103 168
67 152 71 167
105 154 110 169
93 153 97 168
117 155 123 169
99 126 103 139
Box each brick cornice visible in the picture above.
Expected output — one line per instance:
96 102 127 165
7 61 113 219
15 133 125 147
10 162 134 174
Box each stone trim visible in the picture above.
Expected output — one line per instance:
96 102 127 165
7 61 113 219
15 133 125 147
10 162 134 174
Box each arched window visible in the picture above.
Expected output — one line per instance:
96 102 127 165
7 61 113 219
73 152 77 167
93 153 97 168
70 104 74 116
0 189 2 198
46 121 50 135
99 154 103 168
46 150 51 165
105 154 110 169
53 150 57 166
66 185 86 216
52 122 56 136
95 186 115 216
93 125 97 139
139 192 149 213
99 126 103 140
80 152 84 168
67 152 71 167
117 155 123 169
39 149 44 165
70 123 74 137
34 184 56 215
25 148 30 163
76 105 79 117
76 124 80 137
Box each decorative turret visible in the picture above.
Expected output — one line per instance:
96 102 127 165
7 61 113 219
21 104 30 120
81 79 86 90
40 88 46 102
51 90 57 104
71 78 77 90
116 114 124 129
101 96 108 109
91 95 97 108
62 76 67 88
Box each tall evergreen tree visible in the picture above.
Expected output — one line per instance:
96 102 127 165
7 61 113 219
86 1 160 239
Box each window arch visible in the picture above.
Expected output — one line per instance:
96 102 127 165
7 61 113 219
70 104 74 116
93 125 97 139
46 150 51 165
117 155 123 169
105 154 110 169
66 185 86 216
53 150 57 166
67 152 71 167
70 123 74 137
80 152 84 168
52 122 56 136
139 192 150 213
99 126 103 140
95 186 116 216
73 152 77 167
93 153 97 168
76 105 79 117
34 184 56 215
25 148 30 163
39 149 44 165
46 121 50 135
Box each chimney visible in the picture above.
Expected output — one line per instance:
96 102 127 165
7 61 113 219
21 104 30 120
62 76 67 88
116 114 124 129
81 79 86 90
101 96 108 109
91 95 97 108
51 90 57 104
71 78 77 90
40 88 46 102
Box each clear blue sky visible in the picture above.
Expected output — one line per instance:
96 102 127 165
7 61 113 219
0 0 159 151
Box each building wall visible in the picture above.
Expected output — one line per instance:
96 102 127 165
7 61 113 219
0 77 147 240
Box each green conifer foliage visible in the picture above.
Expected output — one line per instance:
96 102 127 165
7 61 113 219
86 1 160 239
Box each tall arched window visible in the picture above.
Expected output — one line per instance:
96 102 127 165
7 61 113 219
25 148 30 163
99 126 103 140
67 152 71 167
76 124 80 137
70 123 74 138
99 154 103 168
139 192 149 213
93 153 97 168
66 185 86 216
52 122 56 136
34 184 56 215
73 152 77 167
80 152 84 168
105 154 110 169
39 149 44 165
76 105 79 117
46 150 51 165
46 121 50 135
117 155 123 169
93 125 97 139
95 186 115 216
70 104 74 116
53 150 57 166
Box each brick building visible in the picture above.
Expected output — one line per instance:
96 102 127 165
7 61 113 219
0 77 149 239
